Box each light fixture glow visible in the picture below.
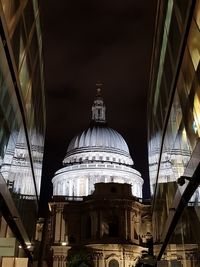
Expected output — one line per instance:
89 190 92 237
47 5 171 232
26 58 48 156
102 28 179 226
25 242 31 249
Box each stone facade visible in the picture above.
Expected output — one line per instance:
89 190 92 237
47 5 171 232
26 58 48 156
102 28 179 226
48 183 152 267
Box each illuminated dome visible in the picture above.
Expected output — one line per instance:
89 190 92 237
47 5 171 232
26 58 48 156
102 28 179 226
67 126 129 154
63 125 133 166
52 85 143 198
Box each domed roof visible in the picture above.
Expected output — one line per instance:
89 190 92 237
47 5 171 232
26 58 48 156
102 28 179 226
67 125 130 154
63 86 133 165
52 86 144 199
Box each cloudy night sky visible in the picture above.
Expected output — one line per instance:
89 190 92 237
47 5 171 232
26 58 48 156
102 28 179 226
39 0 158 212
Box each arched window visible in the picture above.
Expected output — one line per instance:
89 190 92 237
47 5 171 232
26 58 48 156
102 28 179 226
85 216 91 239
109 259 119 267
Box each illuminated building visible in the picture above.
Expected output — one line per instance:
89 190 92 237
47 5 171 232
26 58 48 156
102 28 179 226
52 88 143 198
0 1 45 266
48 88 152 267
148 0 200 266
49 183 151 267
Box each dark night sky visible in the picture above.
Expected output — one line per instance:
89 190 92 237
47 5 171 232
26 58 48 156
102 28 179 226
39 1 157 213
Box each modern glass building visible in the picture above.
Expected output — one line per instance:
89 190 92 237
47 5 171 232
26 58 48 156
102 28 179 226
148 0 200 266
0 1 45 266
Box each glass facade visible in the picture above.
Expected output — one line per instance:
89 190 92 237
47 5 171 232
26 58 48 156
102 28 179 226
0 0 45 266
148 0 200 266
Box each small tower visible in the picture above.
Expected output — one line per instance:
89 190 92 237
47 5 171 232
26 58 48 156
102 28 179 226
92 82 106 123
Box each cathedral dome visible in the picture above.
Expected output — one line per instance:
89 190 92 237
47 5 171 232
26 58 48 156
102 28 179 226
67 126 129 154
52 85 143 198
63 123 133 166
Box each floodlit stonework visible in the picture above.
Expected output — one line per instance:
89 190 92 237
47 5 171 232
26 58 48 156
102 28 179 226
52 88 143 198
49 183 152 267
48 89 152 267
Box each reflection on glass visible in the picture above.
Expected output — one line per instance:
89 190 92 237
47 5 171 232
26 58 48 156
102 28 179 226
0 30 44 239
19 54 30 96
194 0 200 29
188 19 200 71
1 126 36 196
1 0 19 29
30 130 44 195
161 204 200 265
148 2 200 263
193 93 200 137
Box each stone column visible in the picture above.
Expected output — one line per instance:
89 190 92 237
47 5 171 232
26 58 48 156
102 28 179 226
60 210 65 242
127 209 131 240
53 255 66 267
99 210 102 239
92 253 98 267
86 177 89 195
54 203 65 243
124 209 128 240
53 256 58 267
65 216 69 244
77 179 80 196
54 210 61 243
63 180 67 195
98 253 104 267
60 255 66 267
69 180 72 196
